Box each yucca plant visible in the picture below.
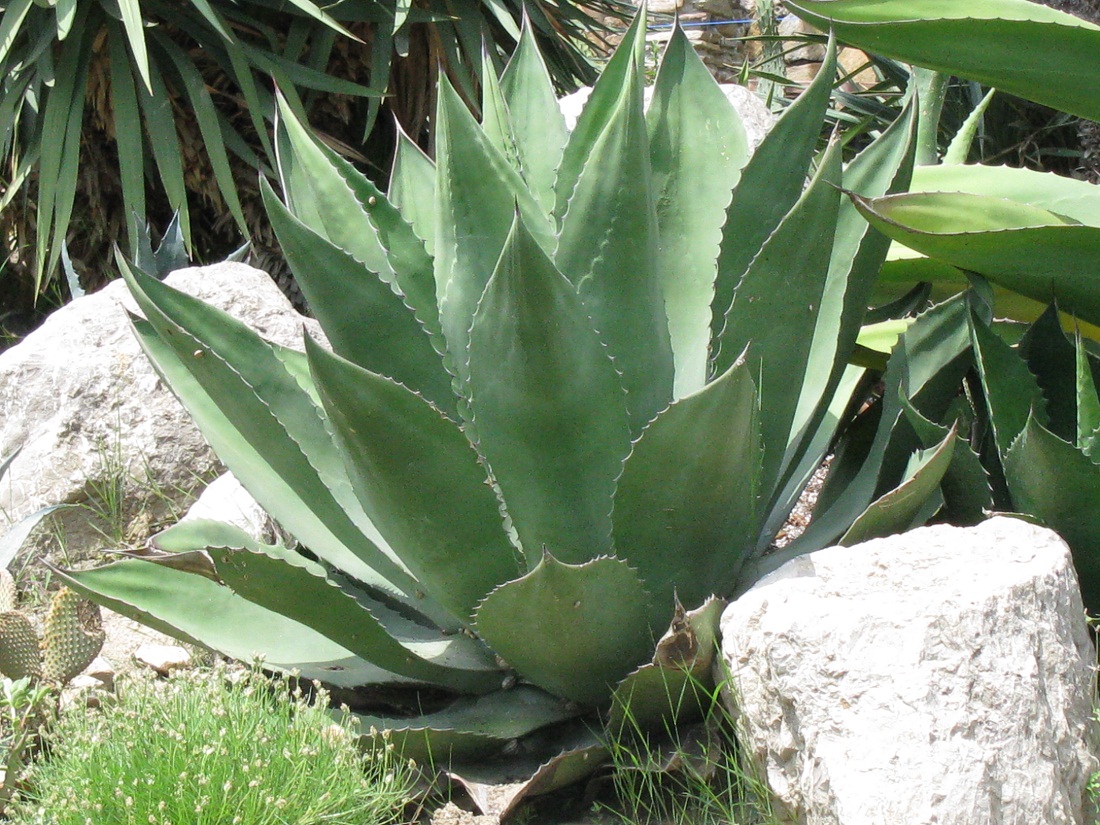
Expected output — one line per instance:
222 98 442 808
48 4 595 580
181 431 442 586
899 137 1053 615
0 0 625 317
56 13 922 791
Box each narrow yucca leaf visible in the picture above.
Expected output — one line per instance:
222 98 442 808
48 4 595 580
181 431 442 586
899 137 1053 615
1076 335 1100 455
500 16 568 215
305 335 520 625
56 562 411 689
787 0 1100 123
261 180 455 417
1005 414 1100 609
117 0 152 93
555 45 674 431
434 74 554 391
612 356 760 631
718 139 843 499
475 555 652 705
839 427 955 546
970 310 1047 462
646 23 748 398
35 12 91 292
158 35 248 235
388 126 437 255
122 266 424 609
710 34 837 357
139 56 192 252
468 215 630 563
107 21 146 252
0 0 33 65
349 687 581 763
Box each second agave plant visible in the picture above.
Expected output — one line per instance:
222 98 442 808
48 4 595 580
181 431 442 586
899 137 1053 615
58 13 919 784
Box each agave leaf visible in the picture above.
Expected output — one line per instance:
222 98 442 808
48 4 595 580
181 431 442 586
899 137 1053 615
261 179 455 416
305 336 520 625
1018 304 1077 442
500 16 568 215
786 0 1100 123
646 23 748 397
710 34 837 358
1076 335 1100 456
468 215 631 563
0 505 65 572
612 356 759 630
554 8 647 221
970 309 1047 462
434 74 555 391
855 191 1100 328
350 686 581 763
54 561 413 689
388 125 437 255
123 271 427 611
276 93 439 329
1004 413 1100 609
908 163 1100 225
839 426 955 546
900 399 992 525
768 92 918 541
718 139 842 498
554 43 673 432
205 545 501 693
784 293 976 556
475 554 653 705
479 48 519 169
942 88 997 166
608 597 724 734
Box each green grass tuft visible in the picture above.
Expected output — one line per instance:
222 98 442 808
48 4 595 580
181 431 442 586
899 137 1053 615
6 664 415 825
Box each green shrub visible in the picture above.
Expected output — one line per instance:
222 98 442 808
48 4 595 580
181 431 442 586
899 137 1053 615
6 665 414 825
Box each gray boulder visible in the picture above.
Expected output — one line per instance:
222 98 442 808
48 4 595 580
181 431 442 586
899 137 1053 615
0 263 319 557
719 517 1098 825
558 83 776 148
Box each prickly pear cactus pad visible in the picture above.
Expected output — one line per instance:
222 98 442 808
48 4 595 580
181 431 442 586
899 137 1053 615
56 9 919 790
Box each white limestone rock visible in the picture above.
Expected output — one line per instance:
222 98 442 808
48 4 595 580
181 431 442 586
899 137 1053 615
558 83 776 148
181 471 279 545
719 517 1098 825
0 263 323 556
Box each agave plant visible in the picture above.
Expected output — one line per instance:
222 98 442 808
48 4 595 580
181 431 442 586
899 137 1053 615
56 13 921 789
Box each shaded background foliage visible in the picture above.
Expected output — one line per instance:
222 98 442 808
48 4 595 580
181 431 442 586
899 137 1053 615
0 0 626 337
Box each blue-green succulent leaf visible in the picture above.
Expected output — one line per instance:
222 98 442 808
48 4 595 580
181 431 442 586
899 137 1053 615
475 555 653 705
646 23 748 398
467 215 631 564
306 336 520 624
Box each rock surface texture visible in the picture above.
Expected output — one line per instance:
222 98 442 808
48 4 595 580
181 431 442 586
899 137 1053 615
719 517 1098 825
558 84 776 148
181 471 280 545
0 263 320 556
